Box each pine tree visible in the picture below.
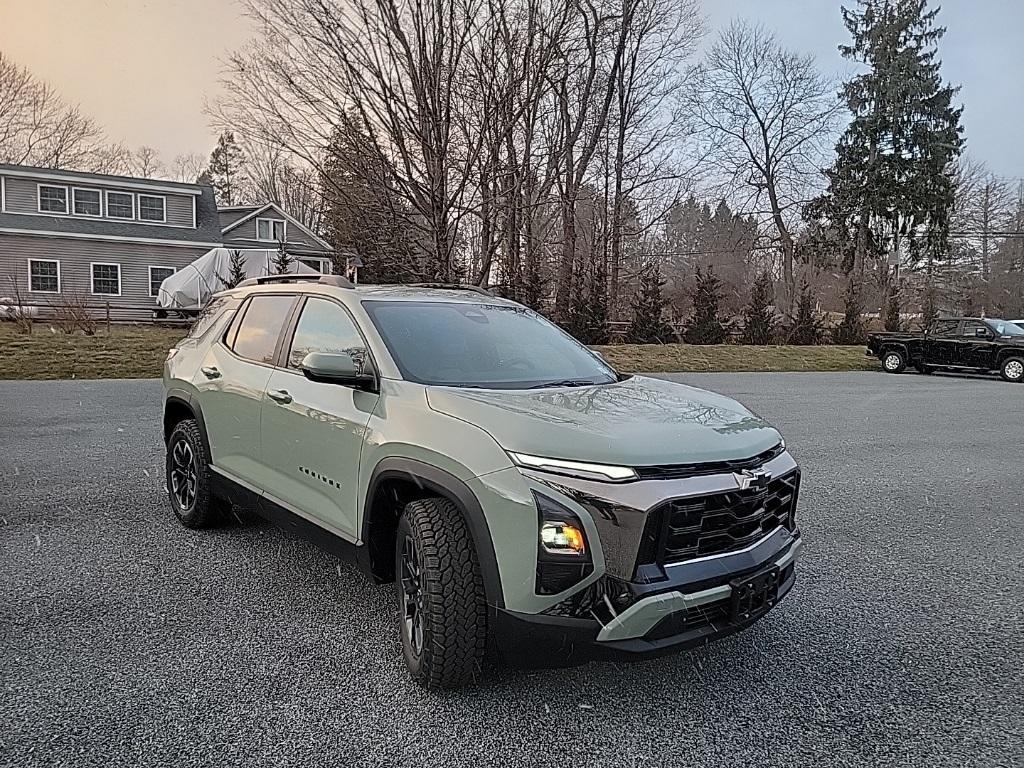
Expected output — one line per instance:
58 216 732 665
204 132 246 206
570 257 609 345
218 249 248 289
885 287 902 332
683 265 726 345
806 0 963 292
741 272 776 345
788 281 824 345
273 244 294 275
833 279 866 344
627 263 675 344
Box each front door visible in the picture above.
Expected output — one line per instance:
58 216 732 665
260 296 378 541
959 320 998 369
194 293 297 486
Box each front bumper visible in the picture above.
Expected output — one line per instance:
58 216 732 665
493 530 802 667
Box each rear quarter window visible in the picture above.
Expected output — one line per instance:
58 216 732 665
187 297 233 340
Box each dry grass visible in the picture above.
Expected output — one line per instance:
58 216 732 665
0 323 876 380
0 323 187 380
595 343 877 373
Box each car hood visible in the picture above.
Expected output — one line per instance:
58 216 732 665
425 375 782 467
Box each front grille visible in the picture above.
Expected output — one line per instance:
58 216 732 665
633 443 784 481
650 469 800 565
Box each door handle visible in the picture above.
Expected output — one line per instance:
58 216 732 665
268 389 293 404
201 366 221 379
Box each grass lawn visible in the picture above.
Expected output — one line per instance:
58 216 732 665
594 343 877 373
0 323 187 380
0 322 878 380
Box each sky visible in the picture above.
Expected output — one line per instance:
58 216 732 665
1 0 1022 177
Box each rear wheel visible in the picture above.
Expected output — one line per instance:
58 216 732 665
395 497 487 689
166 419 229 528
882 349 906 373
1000 357 1024 383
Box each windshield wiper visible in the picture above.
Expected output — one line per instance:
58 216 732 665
527 379 599 389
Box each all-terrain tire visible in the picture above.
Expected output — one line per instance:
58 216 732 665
881 349 906 373
1000 356 1024 383
166 419 229 529
395 497 488 689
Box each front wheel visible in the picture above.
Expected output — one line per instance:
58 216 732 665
1000 357 1024 383
395 497 488 689
882 349 906 373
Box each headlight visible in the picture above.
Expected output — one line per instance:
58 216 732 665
533 492 593 595
509 452 637 482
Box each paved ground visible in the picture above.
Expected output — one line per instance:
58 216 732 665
1 373 1022 768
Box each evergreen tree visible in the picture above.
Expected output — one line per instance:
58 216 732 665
273 244 294 275
806 1 963 294
218 249 248 289
204 132 246 206
627 263 675 344
788 281 824 345
884 287 902 332
833 279 867 344
741 272 776 345
683 265 727 345
570 257 609 345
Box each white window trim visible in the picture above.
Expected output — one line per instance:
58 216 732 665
105 190 135 220
90 262 122 296
256 217 287 242
37 183 69 215
27 258 61 294
148 265 176 297
138 193 167 223
72 187 103 217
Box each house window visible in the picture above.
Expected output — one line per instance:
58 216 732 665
256 217 287 242
138 194 166 223
149 266 175 297
38 185 68 214
106 191 134 219
73 188 102 216
28 259 60 293
91 263 121 295
298 257 331 274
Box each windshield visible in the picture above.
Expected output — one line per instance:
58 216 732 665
363 300 618 389
988 319 1024 336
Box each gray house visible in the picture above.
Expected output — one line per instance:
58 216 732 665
0 163 333 319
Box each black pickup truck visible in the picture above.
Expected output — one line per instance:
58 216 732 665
867 317 1024 383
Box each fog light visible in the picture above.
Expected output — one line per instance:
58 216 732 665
540 521 586 556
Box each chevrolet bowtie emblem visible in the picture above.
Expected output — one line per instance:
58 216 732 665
733 468 772 491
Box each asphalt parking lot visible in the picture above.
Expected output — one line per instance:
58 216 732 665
1 372 1022 768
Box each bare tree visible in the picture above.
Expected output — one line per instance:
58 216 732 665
171 152 206 183
687 21 841 311
0 52 104 169
125 146 165 179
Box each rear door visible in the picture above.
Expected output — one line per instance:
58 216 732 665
194 293 298 486
924 319 962 366
259 296 378 540
959 320 998 370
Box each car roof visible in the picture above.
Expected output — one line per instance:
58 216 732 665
217 278 518 307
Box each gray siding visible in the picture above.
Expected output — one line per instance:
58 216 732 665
224 213 318 248
2 175 195 228
0 233 209 316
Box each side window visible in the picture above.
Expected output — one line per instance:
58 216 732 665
960 320 988 338
188 297 230 340
931 320 959 338
230 295 296 364
287 298 365 369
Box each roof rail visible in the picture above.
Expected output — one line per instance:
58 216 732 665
407 282 493 296
236 274 354 289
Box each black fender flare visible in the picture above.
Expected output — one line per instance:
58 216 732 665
362 458 504 609
163 391 211 458
997 348 1024 365
880 342 909 360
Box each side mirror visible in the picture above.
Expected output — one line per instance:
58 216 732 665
975 327 990 338
300 351 376 390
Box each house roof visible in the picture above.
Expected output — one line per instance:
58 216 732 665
220 202 332 251
0 163 222 245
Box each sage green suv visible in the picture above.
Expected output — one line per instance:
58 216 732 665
162 275 803 689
